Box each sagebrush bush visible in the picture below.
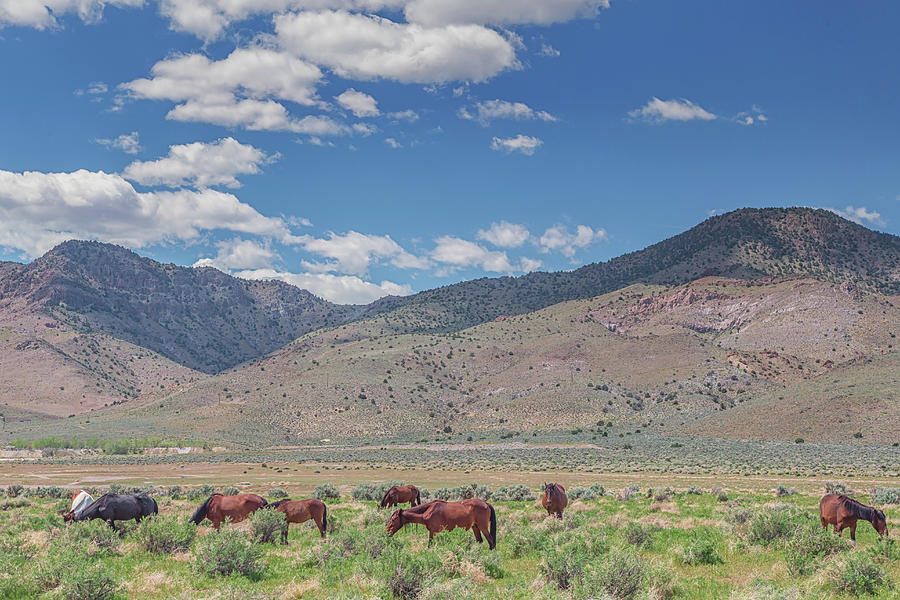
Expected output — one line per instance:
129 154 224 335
267 487 288 499
222 486 239 496
616 484 640 501
870 487 900 505
57 519 121 555
493 484 535 502
680 531 724 565
622 523 654 549
312 483 340 501
193 527 261 577
569 483 605 500
166 485 182 499
352 483 377 501
775 485 797 497
829 552 887 596
381 549 442 599
250 508 287 544
686 486 703 495
746 507 800 546
136 514 195 554
59 564 119 600
825 481 853 496
5 484 23 498
186 484 216 501
572 547 669 600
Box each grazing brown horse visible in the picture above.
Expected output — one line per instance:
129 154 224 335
386 498 497 549
271 498 328 542
190 493 267 529
380 485 421 509
820 494 888 542
541 483 568 519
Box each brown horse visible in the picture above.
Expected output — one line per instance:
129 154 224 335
820 494 888 542
190 493 267 529
380 485 421 509
541 483 568 519
386 498 497 549
271 498 328 542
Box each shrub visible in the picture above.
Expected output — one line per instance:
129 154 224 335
493 484 535 502
267 487 289 499
829 552 887 596
616 484 640 501
136 514 196 554
652 487 673 502
870 487 900 505
785 522 849 576
193 527 261 577
729 580 801 600
58 519 121 555
572 547 669 600
569 483 605 500
685 486 702 495
312 483 340 501
747 507 801 546
222 486 240 496
166 485 182 499
717 491 729 502
186 484 216 501
622 523 654 549
5 484 23 498
867 537 900 561
710 486 724 495
825 481 853 496
250 508 287 544
59 564 119 600
352 483 377 501
775 485 797 497
382 549 442 599
680 531 724 566
541 537 605 590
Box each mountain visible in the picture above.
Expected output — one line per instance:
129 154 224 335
0 240 362 373
358 208 900 334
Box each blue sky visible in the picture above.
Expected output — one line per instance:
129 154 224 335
0 0 897 303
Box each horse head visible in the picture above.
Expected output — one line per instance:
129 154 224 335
386 509 403 535
874 510 889 537
62 510 75 522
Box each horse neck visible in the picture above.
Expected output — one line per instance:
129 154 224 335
401 510 429 527
843 497 874 521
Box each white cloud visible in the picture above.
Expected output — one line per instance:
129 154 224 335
388 109 419 122
385 137 402 148
539 224 606 258
538 43 560 57
519 256 543 272
735 105 768 126
404 0 608 27
0 168 296 258
476 221 530 248
95 131 141 155
490 134 542 155
298 230 429 276
335 88 380 117
274 10 518 84
123 137 275 188
0 0 143 29
827 205 885 227
122 48 337 133
628 97 717 123
235 268 411 304
459 99 556 126
194 238 278 270
431 235 514 273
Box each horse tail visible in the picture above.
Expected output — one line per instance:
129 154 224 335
415 488 421 506
150 496 159 516
380 490 390 508
190 494 216 524
489 503 497 547
322 503 328 535
260 496 269 508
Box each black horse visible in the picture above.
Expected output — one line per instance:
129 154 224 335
73 493 158 529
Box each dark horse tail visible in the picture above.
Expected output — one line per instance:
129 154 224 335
380 491 390 508
190 494 217 524
489 503 497 548
415 488 421 506
322 503 328 536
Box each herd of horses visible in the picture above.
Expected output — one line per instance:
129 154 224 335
58 484 889 548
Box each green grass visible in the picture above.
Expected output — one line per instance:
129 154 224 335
0 486 897 599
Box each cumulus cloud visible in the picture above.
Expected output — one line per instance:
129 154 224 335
459 99 556 126
538 43 560 57
123 137 276 189
235 268 411 304
735 105 768 126
404 0 609 27
122 48 343 133
297 230 429 276
431 235 515 273
193 238 278 270
519 256 543 272
827 205 884 227
274 10 518 84
388 109 419 122
335 88 380 117
476 221 530 248
490 134 542 155
0 0 143 29
385 137 402 148
95 131 141 155
539 224 606 258
0 168 296 258
628 97 717 123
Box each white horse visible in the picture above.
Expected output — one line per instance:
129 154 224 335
64 490 94 521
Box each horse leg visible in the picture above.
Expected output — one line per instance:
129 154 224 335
850 522 857 544
282 523 289 545
473 526 483 543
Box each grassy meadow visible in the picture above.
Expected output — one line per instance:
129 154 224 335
1 479 899 600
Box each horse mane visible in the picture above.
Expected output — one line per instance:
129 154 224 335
190 493 220 524
380 488 394 508
74 494 105 521
270 499 291 509
839 495 876 520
